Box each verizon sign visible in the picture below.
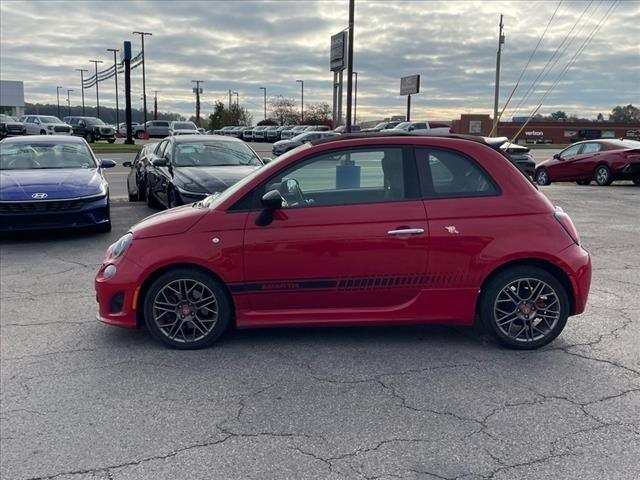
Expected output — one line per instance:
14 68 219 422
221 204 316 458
525 130 544 136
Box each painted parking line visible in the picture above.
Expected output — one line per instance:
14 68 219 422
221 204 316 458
111 196 129 201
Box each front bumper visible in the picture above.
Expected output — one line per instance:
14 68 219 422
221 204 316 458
95 254 144 329
0 195 109 232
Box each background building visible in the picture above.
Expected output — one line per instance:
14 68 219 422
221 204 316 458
0 80 25 116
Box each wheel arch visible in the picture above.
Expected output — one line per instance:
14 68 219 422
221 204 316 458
476 258 576 317
135 262 236 327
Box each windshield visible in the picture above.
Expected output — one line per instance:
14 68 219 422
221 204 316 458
173 141 262 167
290 133 312 142
373 122 387 129
1 114 16 122
40 116 63 124
393 122 410 130
0 142 97 170
173 122 196 130
84 118 105 125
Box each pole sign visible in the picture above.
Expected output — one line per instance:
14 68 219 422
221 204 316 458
400 74 420 96
330 31 347 71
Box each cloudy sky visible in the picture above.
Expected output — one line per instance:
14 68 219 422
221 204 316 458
1 0 638 122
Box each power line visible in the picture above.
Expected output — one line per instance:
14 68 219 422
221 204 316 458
508 0 595 120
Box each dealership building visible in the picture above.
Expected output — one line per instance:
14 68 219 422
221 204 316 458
0 80 25 117
452 114 640 144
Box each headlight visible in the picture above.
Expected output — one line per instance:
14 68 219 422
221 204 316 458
107 233 133 261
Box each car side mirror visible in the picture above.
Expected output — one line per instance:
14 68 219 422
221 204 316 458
262 157 273 164
255 190 284 226
123 161 132 167
408 126 414 131
152 158 169 167
79 121 86 127
553 153 561 160
100 159 117 168
34 119 40 125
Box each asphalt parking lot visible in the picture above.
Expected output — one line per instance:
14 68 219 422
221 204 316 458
1 165 639 478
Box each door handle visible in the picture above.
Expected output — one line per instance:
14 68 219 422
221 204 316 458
387 228 425 236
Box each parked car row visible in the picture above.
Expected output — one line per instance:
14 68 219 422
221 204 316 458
212 124 331 142
0 114 26 138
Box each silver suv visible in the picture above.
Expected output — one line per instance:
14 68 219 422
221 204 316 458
20 115 72 135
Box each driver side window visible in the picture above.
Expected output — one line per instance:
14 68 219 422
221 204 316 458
561 144 582 158
259 147 407 209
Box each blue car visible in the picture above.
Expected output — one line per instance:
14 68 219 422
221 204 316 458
0 135 116 233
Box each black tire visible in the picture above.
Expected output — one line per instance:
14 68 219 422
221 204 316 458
535 168 551 186
40 130 47 135
138 180 146 201
128 191 138 201
86 133 94 143
108 139 115 144
479 266 569 350
167 189 180 209
576 179 591 185
633 177 640 185
145 183 160 209
143 268 232 349
594 165 613 186
136 130 145 140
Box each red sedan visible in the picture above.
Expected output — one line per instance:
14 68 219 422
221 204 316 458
535 139 640 186
95 135 591 350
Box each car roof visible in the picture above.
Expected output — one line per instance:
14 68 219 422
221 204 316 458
1 135 86 145
312 131 506 147
172 134 244 143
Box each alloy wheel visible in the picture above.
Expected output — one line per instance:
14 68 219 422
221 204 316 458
536 169 549 186
595 166 611 186
493 278 560 344
152 278 218 344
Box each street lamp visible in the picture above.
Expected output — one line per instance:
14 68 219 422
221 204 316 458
132 31 152 132
75 69 88 115
232 91 239 105
352 71 358 125
89 59 104 118
107 48 120 128
66 89 74 117
56 86 62 118
296 80 304 122
259 87 267 121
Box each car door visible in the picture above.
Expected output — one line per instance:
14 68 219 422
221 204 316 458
24 116 37 135
416 147 502 322
146 140 170 203
239 146 429 321
574 142 603 178
551 144 583 180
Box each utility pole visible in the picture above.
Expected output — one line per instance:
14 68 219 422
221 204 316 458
89 59 103 118
56 86 62 118
107 48 120 127
228 89 232 110
123 40 134 145
296 80 304 122
259 87 267 121
66 89 74 117
154 90 158 120
75 69 88 115
345 0 355 133
233 91 239 106
353 71 358 125
133 31 152 133
192 80 203 126
493 14 505 132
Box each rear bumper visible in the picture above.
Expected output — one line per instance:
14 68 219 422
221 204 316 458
561 243 592 315
614 163 640 179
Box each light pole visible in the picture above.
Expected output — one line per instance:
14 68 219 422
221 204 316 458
233 91 239 106
192 80 203 126
133 31 152 132
56 86 62 118
296 80 304 122
75 69 88 115
493 14 505 131
89 59 103 118
352 71 358 125
154 90 158 120
259 87 267 121
345 0 355 133
107 48 120 127
66 89 74 117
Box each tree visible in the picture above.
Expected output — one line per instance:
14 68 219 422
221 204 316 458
304 102 332 124
257 118 278 126
596 113 605 122
207 101 226 131
270 97 300 125
206 101 253 129
609 104 639 123
550 110 568 121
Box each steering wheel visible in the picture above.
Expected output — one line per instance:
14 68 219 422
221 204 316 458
280 178 307 207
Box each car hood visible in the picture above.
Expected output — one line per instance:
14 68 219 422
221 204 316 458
172 165 260 194
131 204 208 239
0 168 105 201
2 121 23 127
171 129 199 134
273 139 300 148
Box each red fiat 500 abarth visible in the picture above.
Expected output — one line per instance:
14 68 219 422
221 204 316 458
95 135 591 350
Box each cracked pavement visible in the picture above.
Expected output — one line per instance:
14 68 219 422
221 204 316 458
1 184 639 479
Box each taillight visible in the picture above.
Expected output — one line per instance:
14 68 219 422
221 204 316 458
554 207 580 245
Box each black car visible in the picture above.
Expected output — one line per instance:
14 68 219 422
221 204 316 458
0 114 26 138
272 131 339 156
143 135 264 209
500 142 536 178
123 142 160 201
66 116 116 143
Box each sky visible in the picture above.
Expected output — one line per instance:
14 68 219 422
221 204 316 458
1 0 638 123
